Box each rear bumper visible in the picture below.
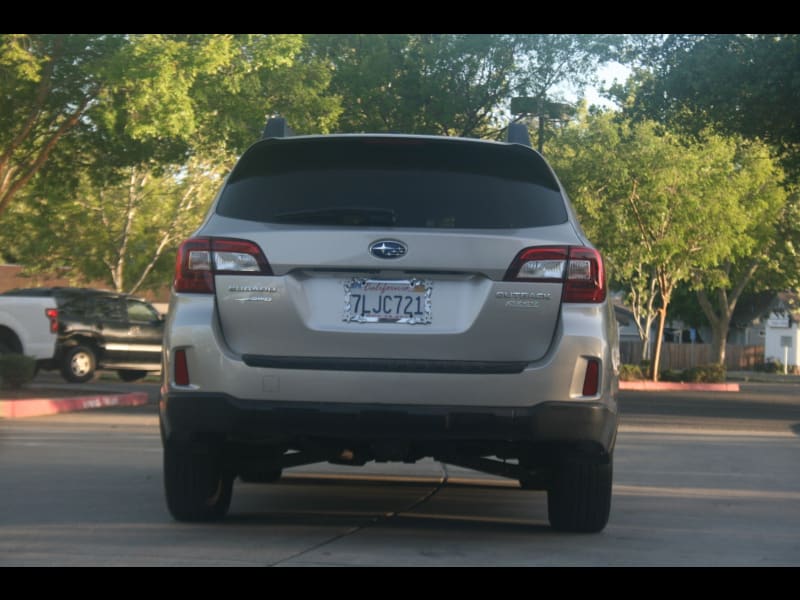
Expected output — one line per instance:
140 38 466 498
160 393 618 453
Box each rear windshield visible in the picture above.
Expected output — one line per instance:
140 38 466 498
216 137 568 229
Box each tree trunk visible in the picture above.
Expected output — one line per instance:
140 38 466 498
694 259 761 367
651 306 668 381
709 316 730 366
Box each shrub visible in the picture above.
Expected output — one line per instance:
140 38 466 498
684 364 726 383
0 353 37 389
619 364 644 381
660 369 684 382
758 360 783 373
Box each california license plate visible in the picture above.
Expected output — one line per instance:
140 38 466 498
343 279 433 324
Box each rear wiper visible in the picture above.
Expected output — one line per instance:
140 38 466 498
271 207 397 226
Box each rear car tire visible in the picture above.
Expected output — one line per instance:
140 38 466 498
164 442 233 522
61 345 96 383
118 369 148 382
547 455 612 533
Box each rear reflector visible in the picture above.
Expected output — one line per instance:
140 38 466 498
582 358 600 396
174 237 272 293
505 246 605 303
174 349 190 386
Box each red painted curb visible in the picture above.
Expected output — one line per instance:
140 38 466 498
619 381 740 392
0 392 149 419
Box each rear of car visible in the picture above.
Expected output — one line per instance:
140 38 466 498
3 287 163 383
0 295 58 362
160 129 619 532
54 291 164 383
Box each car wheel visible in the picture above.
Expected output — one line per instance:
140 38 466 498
118 369 147 382
547 455 612 533
163 442 233 522
61 345 96 383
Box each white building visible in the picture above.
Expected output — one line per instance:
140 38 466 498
763 292 800 369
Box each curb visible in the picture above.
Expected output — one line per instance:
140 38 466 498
619 381 740 392
0 392 150 419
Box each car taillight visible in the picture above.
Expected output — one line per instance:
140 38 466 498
173 237 272 294
504 246 606 303
45 308 59 333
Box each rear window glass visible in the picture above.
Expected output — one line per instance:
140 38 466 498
216 137 568 229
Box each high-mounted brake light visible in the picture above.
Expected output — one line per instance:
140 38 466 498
504 246 606 303
174 237 272 294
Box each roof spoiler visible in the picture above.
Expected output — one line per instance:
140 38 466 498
506 122 532 147
261 117 533 147
262 116 294 139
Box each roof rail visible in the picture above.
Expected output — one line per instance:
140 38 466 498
262 117 294 139
506 122 532 148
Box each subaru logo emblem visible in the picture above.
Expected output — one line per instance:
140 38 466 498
369 240 407 259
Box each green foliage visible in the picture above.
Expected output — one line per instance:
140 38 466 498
655 365 727 383
0 353 36 389
683 364 726 383
756 360 783 374
548 111 759 376
309 34 516 138
308 34 620 139
659 369 684 382
0 34 343 291
4 157 223 292
629 34 800 184
619 364 644 381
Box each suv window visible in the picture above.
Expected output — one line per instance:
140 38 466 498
127 299 159 322
59 295 93 318
216 137 568 229
92 297 124 321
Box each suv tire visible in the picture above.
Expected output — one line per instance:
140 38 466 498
61 345 96 383
164 442 233 522
547 456 612 533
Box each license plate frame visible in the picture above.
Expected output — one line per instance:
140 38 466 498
343 278 433 324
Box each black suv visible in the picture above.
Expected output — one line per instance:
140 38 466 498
1 287 164 382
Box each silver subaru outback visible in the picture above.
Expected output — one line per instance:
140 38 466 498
160 119 619 532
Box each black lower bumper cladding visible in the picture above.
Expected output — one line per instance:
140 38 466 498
161 393 617 453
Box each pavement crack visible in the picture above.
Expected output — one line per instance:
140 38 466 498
267 463 450 567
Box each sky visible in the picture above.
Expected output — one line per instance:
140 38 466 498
552 61 633 111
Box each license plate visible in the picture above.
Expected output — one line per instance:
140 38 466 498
343 279 432 324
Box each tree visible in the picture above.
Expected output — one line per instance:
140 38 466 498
308 34 622 141
307 34 519 138
691 144 795 363
629 34 800 183
5 157 221 293
549 112 756 379
0 34 342 292
547 109 659 363
0 35 123 219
